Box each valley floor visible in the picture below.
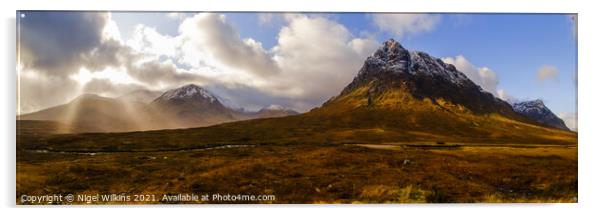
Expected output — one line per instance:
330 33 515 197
17 142 577 204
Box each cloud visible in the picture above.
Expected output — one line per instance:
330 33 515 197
18 12 381 113
371 14 440 38
441 55 522 104
167 13 380 111
19 11 110 76
127 25 179 58
558 112 578 131
267 14 379 109
18 12 118 113
83 39 132 71
496 89 517 103
442 55 499 94
537 65 559 82
179 13 280 77
126 59 208 87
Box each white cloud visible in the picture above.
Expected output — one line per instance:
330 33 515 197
103 13 122 42
371 14 440 38
179 13 280 77
441 55 522 104
442 55 499 94
496 89 517 103
127 25 179 58
19 12 382 113
537 65 559 82
559 112 578 131
266 14 379 108
174 13 379 111
18 12 114 113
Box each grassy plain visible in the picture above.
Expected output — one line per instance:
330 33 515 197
17 120 577 204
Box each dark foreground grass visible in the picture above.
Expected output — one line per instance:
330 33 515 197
17 143 577 204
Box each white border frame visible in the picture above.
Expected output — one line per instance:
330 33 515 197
3 0 600 215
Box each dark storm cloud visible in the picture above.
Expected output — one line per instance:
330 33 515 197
19 11 109 75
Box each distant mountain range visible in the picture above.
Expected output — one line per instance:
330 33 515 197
18 84 298 132
18 39 573 145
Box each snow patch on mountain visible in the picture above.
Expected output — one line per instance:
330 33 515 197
361 38 471 86
158 84 218 103
512 99 569 130
512 99 546 114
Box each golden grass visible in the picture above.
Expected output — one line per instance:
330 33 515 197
17 142 577 204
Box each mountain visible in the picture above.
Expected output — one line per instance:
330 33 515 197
118 89 162 104
512 100 570 130
332 39 518 117
117 39 571 146
150 84 240 128
18 84 301 133
295 38 575 143
256 105 299 118
18 94 166 132
150 84 299 127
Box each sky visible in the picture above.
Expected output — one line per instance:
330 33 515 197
16 12 578 130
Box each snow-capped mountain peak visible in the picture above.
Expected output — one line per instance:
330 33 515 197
336 38 517 117
157 84 218 103
359 39 470 86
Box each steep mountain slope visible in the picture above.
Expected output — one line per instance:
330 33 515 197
512 100 570 130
